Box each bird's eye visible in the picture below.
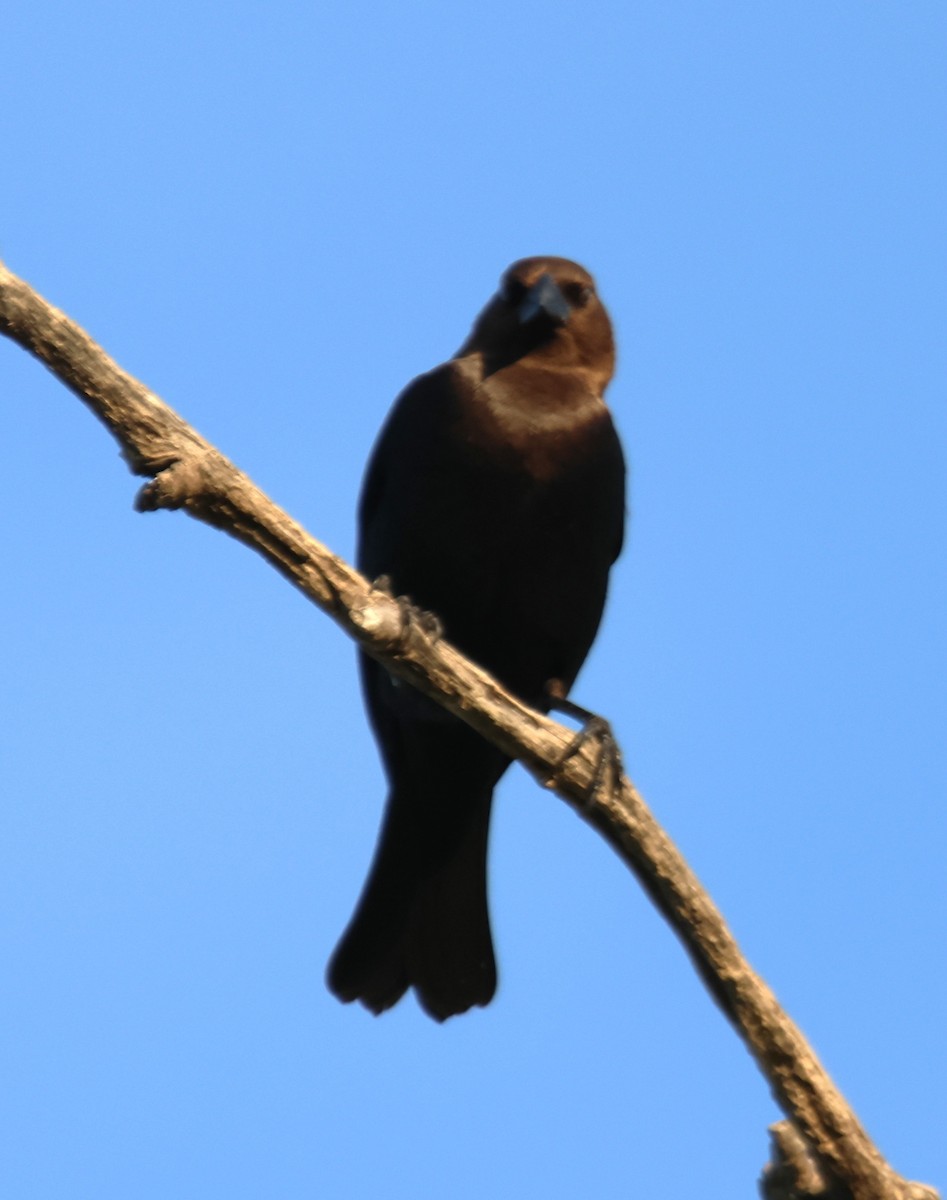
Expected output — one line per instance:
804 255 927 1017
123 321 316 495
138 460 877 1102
503 277 527 306
565 283 593 308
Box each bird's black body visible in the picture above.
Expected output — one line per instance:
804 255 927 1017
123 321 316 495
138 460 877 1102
327 257 625 1020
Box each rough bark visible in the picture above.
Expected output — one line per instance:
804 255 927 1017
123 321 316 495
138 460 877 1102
0 260 935 1200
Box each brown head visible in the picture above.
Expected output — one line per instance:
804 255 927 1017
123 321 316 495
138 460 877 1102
456 257 616 393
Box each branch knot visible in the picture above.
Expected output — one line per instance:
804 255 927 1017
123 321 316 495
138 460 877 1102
135 453 213 512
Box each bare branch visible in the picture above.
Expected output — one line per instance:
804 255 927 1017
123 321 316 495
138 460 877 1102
0 259 935 1200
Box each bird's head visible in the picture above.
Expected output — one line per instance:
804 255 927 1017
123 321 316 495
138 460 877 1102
457 257 615 391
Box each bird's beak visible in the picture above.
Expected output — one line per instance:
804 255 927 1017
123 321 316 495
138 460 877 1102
517 273 571 327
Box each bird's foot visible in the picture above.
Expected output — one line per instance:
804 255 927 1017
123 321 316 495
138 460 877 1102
373 576 444 643
545 683 623 804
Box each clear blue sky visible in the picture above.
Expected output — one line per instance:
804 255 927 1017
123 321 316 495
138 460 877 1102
2 4 945 1197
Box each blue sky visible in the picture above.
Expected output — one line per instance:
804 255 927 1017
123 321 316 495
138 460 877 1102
2 3 945 1197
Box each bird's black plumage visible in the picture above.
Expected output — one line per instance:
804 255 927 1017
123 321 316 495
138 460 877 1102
327 257 626 1020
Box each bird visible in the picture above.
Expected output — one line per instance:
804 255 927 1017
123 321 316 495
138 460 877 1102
327 256 626 1021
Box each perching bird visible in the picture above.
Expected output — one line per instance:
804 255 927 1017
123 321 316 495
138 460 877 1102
327 256 626 1021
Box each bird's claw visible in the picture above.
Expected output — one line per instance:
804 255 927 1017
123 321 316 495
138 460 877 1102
373 576 443 643
546 687 623 803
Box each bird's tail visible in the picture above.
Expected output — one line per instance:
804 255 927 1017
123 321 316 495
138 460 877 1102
326 788 496 1022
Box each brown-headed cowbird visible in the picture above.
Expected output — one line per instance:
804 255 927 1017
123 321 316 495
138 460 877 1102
327 257 625 1021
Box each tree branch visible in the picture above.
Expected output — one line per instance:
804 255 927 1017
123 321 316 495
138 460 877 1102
0 259 935 1200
